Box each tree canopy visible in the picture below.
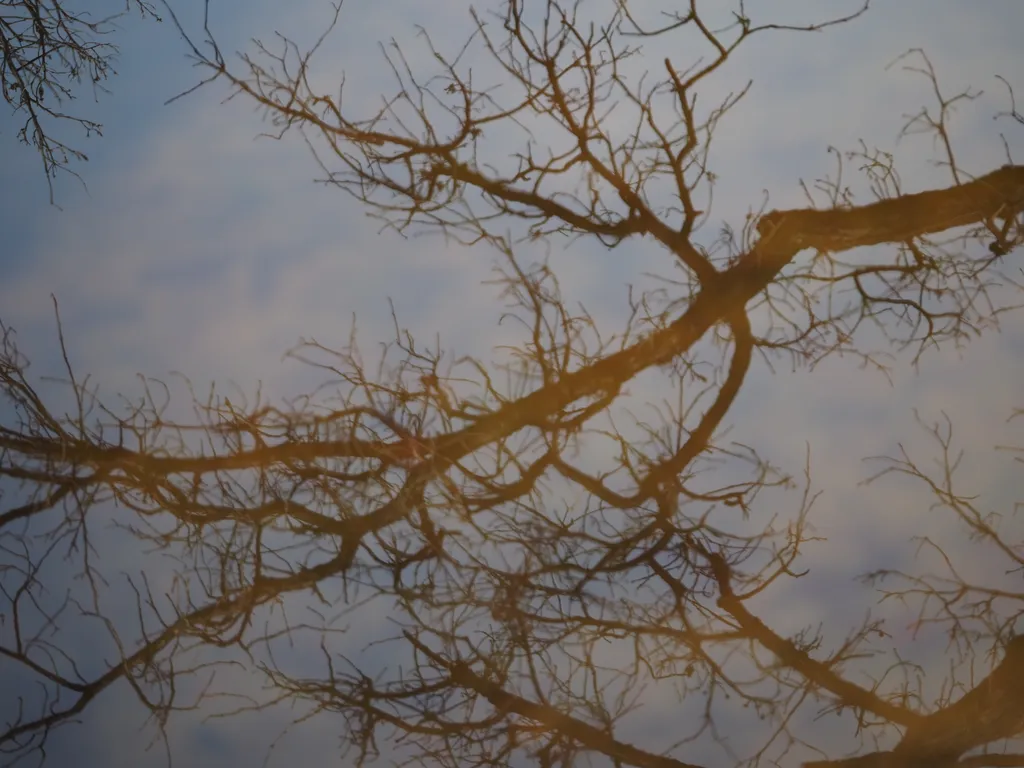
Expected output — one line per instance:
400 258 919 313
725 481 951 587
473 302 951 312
2 1 1024 766
1 0 161 203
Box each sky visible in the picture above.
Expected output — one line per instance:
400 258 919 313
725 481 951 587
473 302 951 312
2 0 1024 766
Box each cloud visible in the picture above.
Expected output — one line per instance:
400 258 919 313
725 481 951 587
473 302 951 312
2 1 1023 765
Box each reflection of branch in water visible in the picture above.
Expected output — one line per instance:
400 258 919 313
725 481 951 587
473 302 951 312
804 637 1024 768
894 636 1024 765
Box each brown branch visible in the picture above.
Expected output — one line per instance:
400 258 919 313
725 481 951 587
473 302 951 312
893 636 1024 762
404 632 706 768
708 552 921 728
0 546 352 752
757 165 1024 252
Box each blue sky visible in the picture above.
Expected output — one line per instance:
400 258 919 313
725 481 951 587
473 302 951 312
2 1 1024 766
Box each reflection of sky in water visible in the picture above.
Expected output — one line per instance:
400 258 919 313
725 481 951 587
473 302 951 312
2 0 1024 765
